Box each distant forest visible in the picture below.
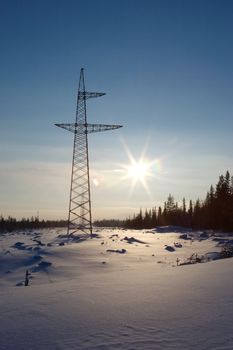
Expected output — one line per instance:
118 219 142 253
0 217 67 233
96 171 233 232
1 171 233 233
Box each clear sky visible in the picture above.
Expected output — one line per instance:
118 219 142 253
1 0 233 220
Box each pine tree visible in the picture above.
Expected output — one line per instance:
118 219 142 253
188 200 193 228
215 171 232 230
182 197 187 226
143 209 151 229
157 206 163 226
166 194 176 212
151 207 157 227
165 194 177 225
193 199 202 229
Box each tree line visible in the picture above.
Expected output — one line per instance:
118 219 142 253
124 171 233 231
0 216 67 233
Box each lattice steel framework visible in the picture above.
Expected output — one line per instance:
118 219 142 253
55 68 122 236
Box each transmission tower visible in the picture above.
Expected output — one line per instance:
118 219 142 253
55 68 122 237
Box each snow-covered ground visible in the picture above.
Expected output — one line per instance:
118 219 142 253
0 227 233 350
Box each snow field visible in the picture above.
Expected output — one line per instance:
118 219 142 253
0 227 232 349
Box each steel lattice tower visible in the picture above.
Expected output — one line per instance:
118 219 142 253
55 68 122 237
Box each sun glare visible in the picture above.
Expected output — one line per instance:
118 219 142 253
104 140 163 197
118 140 160 195
126 160 150 182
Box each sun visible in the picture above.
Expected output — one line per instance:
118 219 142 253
120 141 156 194
108 140 163 197
126 159 151 183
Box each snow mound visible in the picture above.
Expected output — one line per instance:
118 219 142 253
106 248 127 254
165 245 175 252
122 236 145 244
31 260 52 272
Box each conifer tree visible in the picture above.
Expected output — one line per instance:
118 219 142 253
157 206 163 226
151 207 157 227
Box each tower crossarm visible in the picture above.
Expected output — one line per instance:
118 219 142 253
87 123 122 133
79 91 106 99
55 123 122 134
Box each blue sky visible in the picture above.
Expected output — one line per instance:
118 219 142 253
1 0 233 220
